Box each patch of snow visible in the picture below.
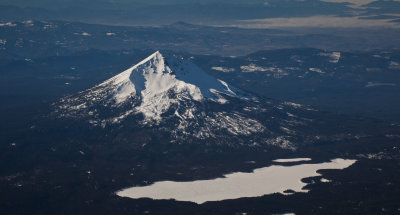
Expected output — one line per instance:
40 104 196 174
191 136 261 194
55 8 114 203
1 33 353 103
357 152 386 160
319 52 341 63
389 61 400 69
211 66 235 73
22 20 34 26
117 159 356 204
81 32 91 36
283 102 303 108
68 103 87 111
174 111 265 140
290 56 303 63
0 22 16 27
309 68 325 74
0 39 6 50
218 79 236 95
268 68 288 78
205 112 265 136
287 112 296 117
241 64 288 78
43 23 58 30
320 178 331 183
241 64 269 72
266 136 296 150
245 161 256 164
280 126 296 135
242 106 260 112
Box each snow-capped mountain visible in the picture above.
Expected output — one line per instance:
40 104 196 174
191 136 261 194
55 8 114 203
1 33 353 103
54 51 315 149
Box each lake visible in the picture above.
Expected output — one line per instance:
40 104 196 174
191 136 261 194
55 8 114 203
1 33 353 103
117 158 356 204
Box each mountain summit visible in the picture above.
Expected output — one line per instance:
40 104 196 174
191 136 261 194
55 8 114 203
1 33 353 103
104 51 241 120
54 51 315 149
57 51 243 123
108 51 239 104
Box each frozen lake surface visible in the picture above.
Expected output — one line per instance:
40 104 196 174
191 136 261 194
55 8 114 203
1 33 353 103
273 158 312 163
117 158 356 204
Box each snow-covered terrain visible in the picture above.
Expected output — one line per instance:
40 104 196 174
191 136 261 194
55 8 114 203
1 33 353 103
117 158 356 204
56 51 243 124
240 64 270 72
389 61 400 69
319 52 341 63
54 51 313 148
0 22 17 27
240 64 288 78
211 66 235 73
309 68 324 74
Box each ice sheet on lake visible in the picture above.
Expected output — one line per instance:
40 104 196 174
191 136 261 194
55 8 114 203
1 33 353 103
273 158 312 163
117 158 356 204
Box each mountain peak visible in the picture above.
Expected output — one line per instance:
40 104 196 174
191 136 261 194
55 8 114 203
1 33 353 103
103 51 239 105
54 52 311 148
57 51 244 124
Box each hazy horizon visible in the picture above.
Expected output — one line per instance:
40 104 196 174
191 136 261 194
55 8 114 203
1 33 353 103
1 0 400 28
